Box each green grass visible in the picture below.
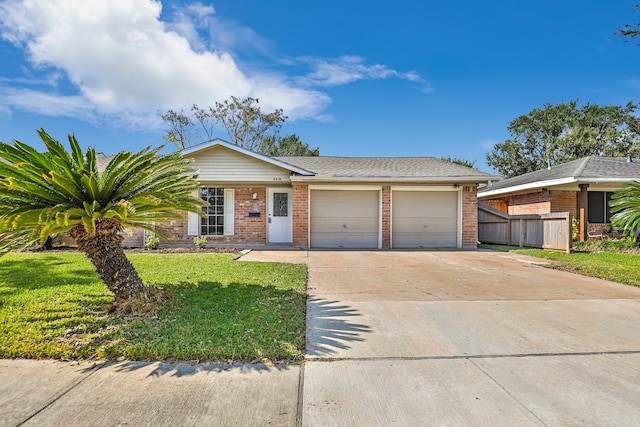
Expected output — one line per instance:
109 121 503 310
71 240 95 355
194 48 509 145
0 252 307 363
480 244 640 287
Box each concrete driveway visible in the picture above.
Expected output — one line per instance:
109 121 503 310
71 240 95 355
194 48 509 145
299 250 640 426
2 249 640 426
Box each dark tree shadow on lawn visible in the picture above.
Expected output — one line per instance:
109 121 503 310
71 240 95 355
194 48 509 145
306 298 372 357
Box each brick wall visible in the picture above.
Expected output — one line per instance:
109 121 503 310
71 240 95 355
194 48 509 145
550 190 577 218
163 186 268 247
292 184 309 248
381 186 391 249
480 198 508 213
462 186 478 248
507 191 552 215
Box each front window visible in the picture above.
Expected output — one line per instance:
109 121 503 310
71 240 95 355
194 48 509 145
201 187 224 235
587 191 614 224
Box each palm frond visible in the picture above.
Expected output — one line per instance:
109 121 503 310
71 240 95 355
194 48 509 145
610 181 640 234
0 129 203 254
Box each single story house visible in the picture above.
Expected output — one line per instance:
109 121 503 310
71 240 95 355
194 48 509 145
478 156 640 240
123 139 496 249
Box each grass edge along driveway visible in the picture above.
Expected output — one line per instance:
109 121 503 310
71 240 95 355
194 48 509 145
0 252 307 363
480 244 640 287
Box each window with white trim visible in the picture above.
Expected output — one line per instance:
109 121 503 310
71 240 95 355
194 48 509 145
200 187 225 235
187 187 234 236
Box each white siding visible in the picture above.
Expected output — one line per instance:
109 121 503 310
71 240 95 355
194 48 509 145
189 145 291 182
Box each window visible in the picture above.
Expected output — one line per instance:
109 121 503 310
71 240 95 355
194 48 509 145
587 191 614 224
201 187 225 235
273 192 289 217
188 188 234 237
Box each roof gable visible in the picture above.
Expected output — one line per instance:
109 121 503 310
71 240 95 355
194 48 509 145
181 139 314 176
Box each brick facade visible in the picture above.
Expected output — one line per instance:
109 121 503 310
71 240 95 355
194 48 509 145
292 184 309 248
484 190 578 218
381 186 391 249
462 186 478 248
163 186 268 247
550 190 577 218
124 183 480 250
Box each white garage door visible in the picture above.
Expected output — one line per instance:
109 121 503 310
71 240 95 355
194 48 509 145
310 190 379 248
392 191 459 248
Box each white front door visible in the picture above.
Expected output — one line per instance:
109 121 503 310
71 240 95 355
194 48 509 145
267 188 293 243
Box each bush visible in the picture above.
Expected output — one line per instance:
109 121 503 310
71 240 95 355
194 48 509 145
144 235 160 250
193 236 208 249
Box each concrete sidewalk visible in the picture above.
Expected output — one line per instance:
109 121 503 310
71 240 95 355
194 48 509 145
2 249 640 426
0 359 301 426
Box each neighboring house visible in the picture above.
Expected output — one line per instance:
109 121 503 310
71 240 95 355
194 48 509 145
478 156 640 240
128 138 494 250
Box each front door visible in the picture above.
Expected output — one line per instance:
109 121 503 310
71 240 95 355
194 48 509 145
267 188 293 243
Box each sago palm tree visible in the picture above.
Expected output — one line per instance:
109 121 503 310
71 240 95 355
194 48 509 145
610 180 640 238
0 129 204 301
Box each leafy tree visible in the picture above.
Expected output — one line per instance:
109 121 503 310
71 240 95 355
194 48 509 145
610 181 640 237
162 96 321 156
616 4 640 45
162 96 287 151
0 129 203 302
440 156 476 169
261 134 320 156
486 100 640 178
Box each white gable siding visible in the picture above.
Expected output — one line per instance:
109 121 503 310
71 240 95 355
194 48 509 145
189 145 291 183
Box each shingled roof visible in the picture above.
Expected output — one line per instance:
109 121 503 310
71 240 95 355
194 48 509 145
479 156 640 197
276 156 496 182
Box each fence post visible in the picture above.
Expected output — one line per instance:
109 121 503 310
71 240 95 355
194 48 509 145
519 218 525 247
566 213 571 253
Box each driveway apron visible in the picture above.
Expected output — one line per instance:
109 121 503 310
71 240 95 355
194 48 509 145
303 250 640 426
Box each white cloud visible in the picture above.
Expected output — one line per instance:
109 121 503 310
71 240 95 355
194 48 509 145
295 55 428 89
0 0 328 127
0 87 95 120
0 0 425 130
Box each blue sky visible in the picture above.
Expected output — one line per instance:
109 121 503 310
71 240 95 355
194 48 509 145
0 0 638 174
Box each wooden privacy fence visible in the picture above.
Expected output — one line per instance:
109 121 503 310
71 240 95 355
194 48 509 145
478 203 572 253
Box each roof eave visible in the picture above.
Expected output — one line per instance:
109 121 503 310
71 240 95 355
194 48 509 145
291 175 495 184
478 177 578 198
479 176 640 198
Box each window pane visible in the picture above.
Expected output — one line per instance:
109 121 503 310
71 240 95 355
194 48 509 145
200 187 225 235
273 193 288 217
588 192 605 223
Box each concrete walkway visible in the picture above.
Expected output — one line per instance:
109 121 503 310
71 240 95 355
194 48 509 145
2 250 640 426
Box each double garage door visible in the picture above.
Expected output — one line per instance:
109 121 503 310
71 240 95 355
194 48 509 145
309 189 459 249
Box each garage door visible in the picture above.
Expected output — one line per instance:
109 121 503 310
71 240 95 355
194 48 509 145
392 191 458 248
310 190 379 248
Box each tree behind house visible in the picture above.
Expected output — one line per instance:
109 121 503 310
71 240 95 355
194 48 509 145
162 96 319 156
486 100 640 178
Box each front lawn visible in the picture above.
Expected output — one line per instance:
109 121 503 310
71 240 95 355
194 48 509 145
0 252 307 363
480 244 640 287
